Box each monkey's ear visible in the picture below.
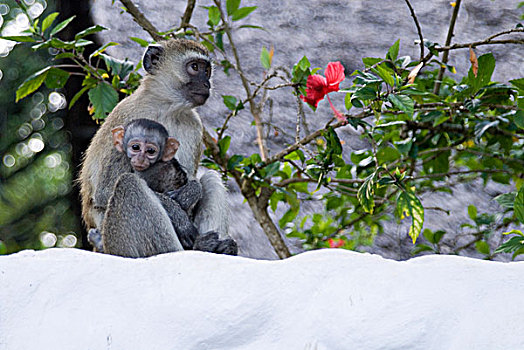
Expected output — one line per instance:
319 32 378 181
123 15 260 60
143 45 164 74
162 137 180 161
111 126 125 153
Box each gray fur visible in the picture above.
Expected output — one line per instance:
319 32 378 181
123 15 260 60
102 173 183 257
79 39 236 257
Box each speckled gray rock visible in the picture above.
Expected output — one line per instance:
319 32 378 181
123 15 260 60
90 1 523 259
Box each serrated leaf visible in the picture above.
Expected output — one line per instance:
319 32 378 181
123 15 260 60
226 0 241 16
75 25 108 40
232 6 257 21
357 172 377 214
41 12 59 33
50 16 76 37
372 64 395 87
88 82 118 120
396 189 424 244
0 35 36 42
388 94 414 116
467 204 477 221
45 68 69 89
16 67 51 102
386 39 400 61
516 186 524 224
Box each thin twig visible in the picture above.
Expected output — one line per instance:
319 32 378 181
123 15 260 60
403 0 425 61
119 0 164 41
213 0 268 161
436 38 524 51
433 0 462 95
180 0 196 28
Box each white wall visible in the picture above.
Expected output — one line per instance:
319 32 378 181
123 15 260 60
1 248 524 350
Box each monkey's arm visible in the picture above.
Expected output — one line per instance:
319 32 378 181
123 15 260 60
156 193 199 250
165 180 202 212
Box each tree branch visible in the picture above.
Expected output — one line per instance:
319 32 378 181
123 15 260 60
180 0 196 28
433 0 462 95
403 0 425 61
119 0 164 41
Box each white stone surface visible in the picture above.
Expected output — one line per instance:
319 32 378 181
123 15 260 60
1 248 524 350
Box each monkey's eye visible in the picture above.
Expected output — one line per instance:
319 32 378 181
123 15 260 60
146 148 157 155
131 144 140 151
188 62 199 75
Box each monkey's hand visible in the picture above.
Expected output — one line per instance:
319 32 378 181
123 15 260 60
166 180 202 211
87 228 104 253
193 231 238 256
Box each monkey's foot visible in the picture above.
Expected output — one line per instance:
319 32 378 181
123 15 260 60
193 231 238 256
87 228 104 253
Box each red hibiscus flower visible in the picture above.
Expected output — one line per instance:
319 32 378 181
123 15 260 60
300 61 346 122
328 238 345 248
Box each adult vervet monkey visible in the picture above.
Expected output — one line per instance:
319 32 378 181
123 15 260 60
79 39 231 255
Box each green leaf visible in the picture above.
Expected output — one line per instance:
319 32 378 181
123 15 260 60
396 189 424 244
69 86 89 109
494 192 516 209
509 78 524 91
263 162 280 178
226 0 241 16
467 53 495 94
75 25 108 40
495 235 524 257
362 57 382 68
100 53 134 78
129 37 149 48
16 67 51 102
388 94 414 116
90 42 120 58
0 35 36 42
88 82 119 120
279 207 299 228
357 171 377 214
218 136 231 158
475 241 491 256
386 39 400 61
376 147 400 165
41 12 59 33
50 16 76 37
207 6 221 26
467 205 477 221
227 154 244 171
260 46 271 70
222 95 237 110
516 186 524 224
514 110 524 130
372 64 395 87
45 68 69 89
55 52 75 60
232 6 257 21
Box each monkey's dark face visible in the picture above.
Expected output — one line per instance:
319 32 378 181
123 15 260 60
126 138 161 172
184 59 212 107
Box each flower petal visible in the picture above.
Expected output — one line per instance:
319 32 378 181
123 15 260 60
302 74 328 107
325 61 345 92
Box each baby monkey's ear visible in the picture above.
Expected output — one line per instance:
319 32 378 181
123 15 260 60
111 126 126 153
162 137 180 161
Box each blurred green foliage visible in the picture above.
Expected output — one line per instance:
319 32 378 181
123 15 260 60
0 0 80 253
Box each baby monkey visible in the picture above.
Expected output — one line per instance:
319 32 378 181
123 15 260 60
88 118 237 256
